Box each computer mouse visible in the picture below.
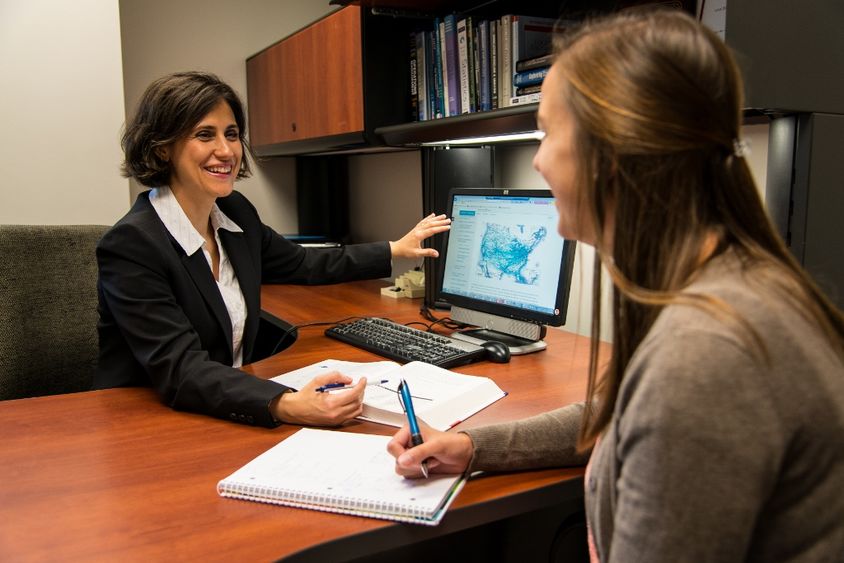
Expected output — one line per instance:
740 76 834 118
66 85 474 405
481 341 511 363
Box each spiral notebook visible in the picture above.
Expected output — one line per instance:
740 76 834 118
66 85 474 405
217 428 466 526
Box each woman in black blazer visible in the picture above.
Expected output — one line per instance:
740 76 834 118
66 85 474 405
95 72 450 427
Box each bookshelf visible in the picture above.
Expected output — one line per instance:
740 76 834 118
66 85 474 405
377 104 538 145
246 1 605 155
246 0 844 306
334 0 583 148
323 0 703 148
248 1 843 152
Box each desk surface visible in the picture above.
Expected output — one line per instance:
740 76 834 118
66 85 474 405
0 280 596 561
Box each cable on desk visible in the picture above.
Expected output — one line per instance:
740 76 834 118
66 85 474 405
269 316 366 357
269 306 470 358
418 304 467 331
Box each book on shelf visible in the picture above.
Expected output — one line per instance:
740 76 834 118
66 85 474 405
489 19 498 109
513 66 549 88
437 19 450 117
431 22 444 119
408 34 418 122
467 16 478 114
515 52 554 73
443 14 460 116
457 16 472 114
498 14 513 107
515 84 542 96
407 12 569 120
477 19 492 112
511 15 558 73
510 92 542 106
272 359 507 431
217 428 466 526
414 31 428 121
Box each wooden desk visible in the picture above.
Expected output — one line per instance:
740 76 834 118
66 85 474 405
0 280 596 561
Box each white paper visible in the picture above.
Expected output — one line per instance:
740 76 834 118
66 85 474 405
272 360 506 431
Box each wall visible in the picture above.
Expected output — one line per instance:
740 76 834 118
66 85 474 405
0 0 127 225
118 0 336 232
348 150 424 279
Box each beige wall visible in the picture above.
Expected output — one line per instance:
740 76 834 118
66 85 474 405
118 0 336 232
348 150 424 279
0 0 127 225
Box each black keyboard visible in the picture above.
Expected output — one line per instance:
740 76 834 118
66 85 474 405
325 317 487 368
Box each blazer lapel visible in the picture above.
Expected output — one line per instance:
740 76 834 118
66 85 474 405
219 230 260 361
181 249 234 361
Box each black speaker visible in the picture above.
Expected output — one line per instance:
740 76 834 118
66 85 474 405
421 146 495 308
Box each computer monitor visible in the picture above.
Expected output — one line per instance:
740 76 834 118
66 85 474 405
439 188 576 355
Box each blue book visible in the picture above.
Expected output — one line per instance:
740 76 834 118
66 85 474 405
443 14 460 116
512 66 549 88
478 20 491 112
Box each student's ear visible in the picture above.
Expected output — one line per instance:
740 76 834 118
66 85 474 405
155 146 169 162
594 152 618 181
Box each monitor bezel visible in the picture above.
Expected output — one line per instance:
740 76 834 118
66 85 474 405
438 187 576 327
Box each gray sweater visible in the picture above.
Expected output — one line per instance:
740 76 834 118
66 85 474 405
465 252 844 562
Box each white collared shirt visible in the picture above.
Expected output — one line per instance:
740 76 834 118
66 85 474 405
149 186 247 367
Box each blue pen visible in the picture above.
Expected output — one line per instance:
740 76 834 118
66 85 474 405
315 379 388 393
398 378 429 478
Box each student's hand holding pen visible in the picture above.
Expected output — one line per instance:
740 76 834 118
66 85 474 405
387 422 475 479
272 371 366 426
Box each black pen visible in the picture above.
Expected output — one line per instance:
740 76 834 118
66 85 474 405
398 379 429 478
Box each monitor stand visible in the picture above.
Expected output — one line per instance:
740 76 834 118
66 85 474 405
452 328 547 356
448 305 548 355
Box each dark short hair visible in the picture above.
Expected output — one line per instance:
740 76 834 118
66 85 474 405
121 71 253 187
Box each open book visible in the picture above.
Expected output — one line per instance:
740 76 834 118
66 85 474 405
217 428 465 526
272 360 506 431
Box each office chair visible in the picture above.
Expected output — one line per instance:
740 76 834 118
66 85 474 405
0 224 109 400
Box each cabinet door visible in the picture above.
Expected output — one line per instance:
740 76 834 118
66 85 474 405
246 6 364 147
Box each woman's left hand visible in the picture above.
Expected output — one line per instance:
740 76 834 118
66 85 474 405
389 214 451 259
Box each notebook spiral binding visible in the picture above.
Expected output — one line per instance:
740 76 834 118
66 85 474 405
217 481 437 523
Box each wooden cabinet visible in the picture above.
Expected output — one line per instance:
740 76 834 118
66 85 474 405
246 5 414 156
247 7 364 149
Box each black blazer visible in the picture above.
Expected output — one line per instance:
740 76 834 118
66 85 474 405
95 190 391 427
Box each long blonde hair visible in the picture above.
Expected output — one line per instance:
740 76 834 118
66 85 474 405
553 10 844 449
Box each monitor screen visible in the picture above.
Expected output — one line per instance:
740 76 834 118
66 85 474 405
439 188 576 327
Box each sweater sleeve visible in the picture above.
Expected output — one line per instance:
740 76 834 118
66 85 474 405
464 402 590 472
